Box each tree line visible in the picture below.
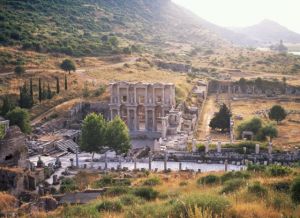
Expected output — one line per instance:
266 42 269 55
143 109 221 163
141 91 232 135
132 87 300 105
80 113 131 159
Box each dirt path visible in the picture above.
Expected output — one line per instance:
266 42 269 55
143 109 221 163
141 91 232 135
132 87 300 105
197 95 217 140
31 98 82 126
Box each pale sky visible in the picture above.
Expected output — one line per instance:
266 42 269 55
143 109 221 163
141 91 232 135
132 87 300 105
172 0 300 33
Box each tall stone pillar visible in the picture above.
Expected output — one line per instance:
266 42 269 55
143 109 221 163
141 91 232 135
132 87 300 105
148 152 152 171
152 110 156 132
145 109 148 130
255 144 260 154
117 86 120 104
110 110 113 120
205 140 209 153
162 87 165 105
268 141 272 155
133 108 137 131
225 159 228 172
134 157 137 170
104 152 108 170
164 152 167 172
217 142 222 153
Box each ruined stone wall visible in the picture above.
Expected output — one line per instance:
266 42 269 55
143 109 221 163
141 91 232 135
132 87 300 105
0 126 28 168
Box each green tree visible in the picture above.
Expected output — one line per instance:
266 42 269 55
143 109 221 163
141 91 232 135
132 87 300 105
38 78 42 103
1 95 13 116
269 105 287 123
81 113 107 160
64 74 68 90
291 176 300 204
238 77 247 92
237 117 263 136
47 83 52 99
258 123 278 141
15 65 25 75
56 77 60 94
109 36 119 48
60 59 76 74
6 107 31 134
209 104 231 132
19 82 33 109
29 78 33 97
106 116 131 155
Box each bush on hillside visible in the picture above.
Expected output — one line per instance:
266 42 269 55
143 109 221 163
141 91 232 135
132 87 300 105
248 182 268 197
133 187 159 201
197 175 220 185
220 179 245 194
96 200 123 212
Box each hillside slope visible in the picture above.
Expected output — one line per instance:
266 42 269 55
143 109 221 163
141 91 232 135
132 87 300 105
230 19 300 45
0 0 227 57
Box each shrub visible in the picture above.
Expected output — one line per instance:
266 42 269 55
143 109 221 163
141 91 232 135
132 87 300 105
173 194 231 217
291 176 300 204
220 171 250 183
266 165 291 177
248 182 268 197
197 175 220 185
120 194 145 206
143 177 161 186
60 178 77 193
247 164 266 172
96 200 123 212
221 179 245 194
60 204 99 218
15 65 25 75
133 187 159 201
271 181 290 193
179 181 188 186
93 175 131 188
105 186 130 196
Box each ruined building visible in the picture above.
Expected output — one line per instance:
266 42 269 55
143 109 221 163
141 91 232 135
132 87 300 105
0 126 28 168
109 82 178 139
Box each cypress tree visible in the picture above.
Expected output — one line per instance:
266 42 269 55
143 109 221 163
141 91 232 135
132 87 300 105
38 78 42 103
56 77 60 94
29 78 33 97
19 82 33 109
64 74 68 91
1 95 13 116
47 83 52 99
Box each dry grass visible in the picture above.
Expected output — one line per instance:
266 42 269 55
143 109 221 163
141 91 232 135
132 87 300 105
231 99 300 148
0 192 18 212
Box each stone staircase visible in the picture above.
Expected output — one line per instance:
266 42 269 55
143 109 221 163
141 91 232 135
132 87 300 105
55 140 79 153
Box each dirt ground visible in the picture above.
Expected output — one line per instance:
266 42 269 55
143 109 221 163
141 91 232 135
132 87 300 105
231 98 300 149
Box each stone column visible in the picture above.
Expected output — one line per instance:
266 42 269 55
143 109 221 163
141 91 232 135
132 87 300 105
268 142 272 155
192 139 197 152
117 86 120 104
134 157 137 170
255 144 260 154
162 87 165 105
148 152 152 171
205 140 209 153
145 109 148 130
225 160 228 172
217 142 222 153
133 108 137 131
76 147 79 168
164 152 167 172
152 110 156 132
104 152 108 170
179 162 182 171
127 87 129 103
134 87 137 104
53 175 58 185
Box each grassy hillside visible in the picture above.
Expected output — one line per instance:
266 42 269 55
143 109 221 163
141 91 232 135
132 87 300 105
0 0 223 58
26 165 300 218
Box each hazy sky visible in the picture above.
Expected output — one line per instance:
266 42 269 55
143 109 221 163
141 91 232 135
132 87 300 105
172 0 300 33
